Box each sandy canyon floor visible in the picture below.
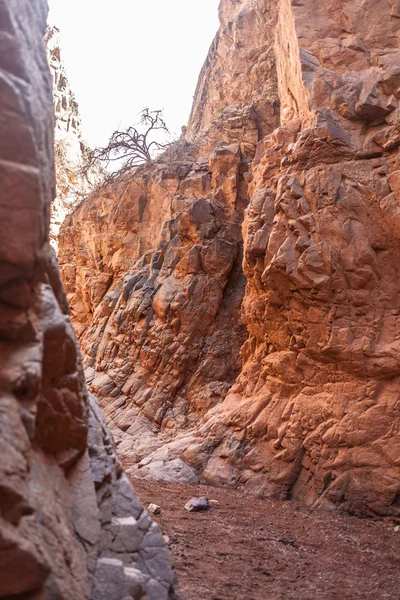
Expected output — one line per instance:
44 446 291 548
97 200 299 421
129 477 400 600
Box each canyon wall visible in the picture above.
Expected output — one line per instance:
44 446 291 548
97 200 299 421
59 0 400 516
0 1 176 598
59 0 280 480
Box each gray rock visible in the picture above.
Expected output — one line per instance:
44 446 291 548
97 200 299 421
184 497 210 512
91 558 127 600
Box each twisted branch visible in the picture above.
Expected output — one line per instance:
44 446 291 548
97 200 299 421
81 108 170 186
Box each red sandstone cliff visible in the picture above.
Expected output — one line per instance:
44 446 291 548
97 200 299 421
59 0 400 517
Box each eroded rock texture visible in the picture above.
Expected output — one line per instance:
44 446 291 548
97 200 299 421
59 0 280 475
205 0 400 517
0 1 175 597
59 0 400 517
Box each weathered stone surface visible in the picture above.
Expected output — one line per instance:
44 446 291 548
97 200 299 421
58 0 281 476
59 0 400 517
0 0 176 597
59 141 251 467
186 0 280 146
132 455 199 485
148 504 161 515
193 0 400 517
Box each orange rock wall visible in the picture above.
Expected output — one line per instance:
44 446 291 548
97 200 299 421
200 0 400 516
59 0 400 516
60 143 251 463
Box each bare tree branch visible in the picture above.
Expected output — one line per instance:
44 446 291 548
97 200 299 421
81 108 170 187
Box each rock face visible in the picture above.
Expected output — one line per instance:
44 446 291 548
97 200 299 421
186 0 279 148
59 0 400 517
59 138 251 469
204 0 400 516
45 25 92 244
0 1 176 598
59 0 278 477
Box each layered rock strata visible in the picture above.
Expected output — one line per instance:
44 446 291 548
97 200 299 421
0 0 175 597
59 0 400 517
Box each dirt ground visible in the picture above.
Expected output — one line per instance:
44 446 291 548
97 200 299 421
129 477 400 600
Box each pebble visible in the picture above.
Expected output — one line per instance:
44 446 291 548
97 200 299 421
184 497 210 512
148 503 161 515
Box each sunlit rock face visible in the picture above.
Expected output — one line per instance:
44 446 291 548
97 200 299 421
59 0 400 517
58 0 279 477
0 1 176 598
186 0 280 150
45 25 92 245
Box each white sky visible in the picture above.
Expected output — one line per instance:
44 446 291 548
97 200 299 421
47 0 220 148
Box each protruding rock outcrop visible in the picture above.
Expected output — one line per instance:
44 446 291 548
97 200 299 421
0 1 176 597
60 0 400 517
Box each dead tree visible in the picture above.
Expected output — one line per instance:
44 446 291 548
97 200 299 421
82 108 170 185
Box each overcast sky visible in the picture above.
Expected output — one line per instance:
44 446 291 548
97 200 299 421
47 0 220 148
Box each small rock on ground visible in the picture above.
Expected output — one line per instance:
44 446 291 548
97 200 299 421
184 497 210 512
148 503 161 515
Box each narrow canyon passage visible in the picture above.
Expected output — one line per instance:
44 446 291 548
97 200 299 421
2 0 400 598
59 0 400 518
